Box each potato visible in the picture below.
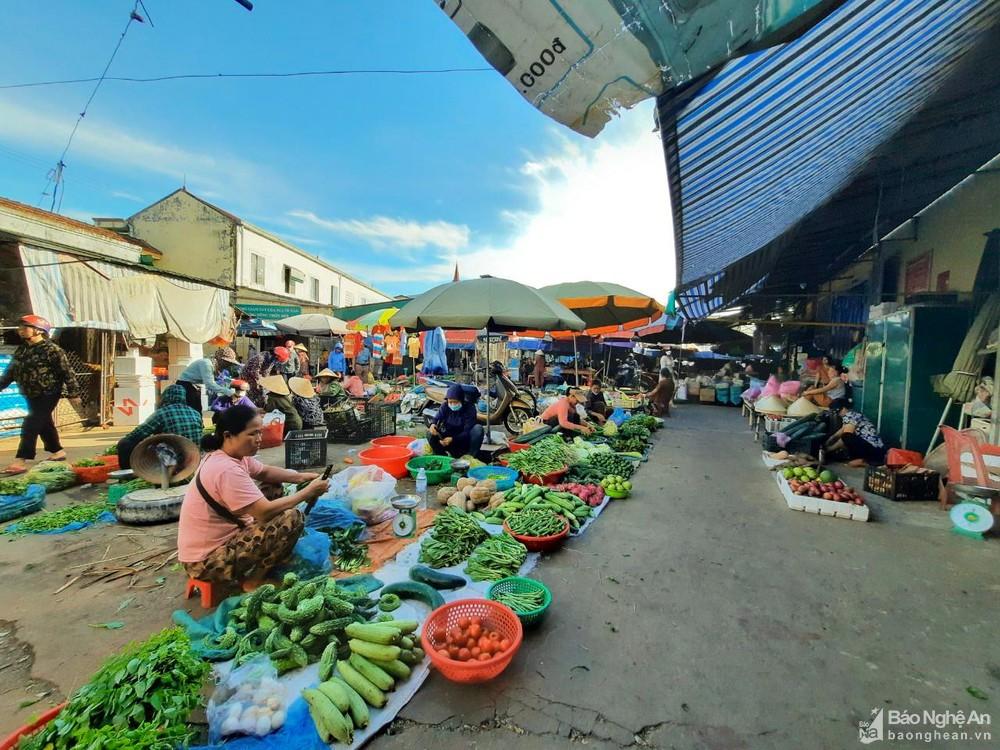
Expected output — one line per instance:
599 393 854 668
465 499 476 512
447 493 466 509
456 477 477 491
437 486 455 505
488 492 506 509
476 479 497 493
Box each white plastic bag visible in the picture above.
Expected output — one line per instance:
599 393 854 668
262 410 286 427
328 465 397 524
407 438 430 456
207 655 288 741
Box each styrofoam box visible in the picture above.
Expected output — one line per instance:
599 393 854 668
775 472 870 522
113 355 153 376
113 386 156 427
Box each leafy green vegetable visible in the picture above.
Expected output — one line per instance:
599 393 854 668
504 435 571 477
3 500 110 534
88 621 125 630
19 628 208 750
73 459 105 468
418 507 489 568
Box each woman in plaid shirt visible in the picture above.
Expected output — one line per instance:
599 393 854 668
115 384 204 470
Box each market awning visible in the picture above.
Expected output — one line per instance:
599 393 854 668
659 0 1000 318
20 245 232 342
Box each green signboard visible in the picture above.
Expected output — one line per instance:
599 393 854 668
237 304 301 320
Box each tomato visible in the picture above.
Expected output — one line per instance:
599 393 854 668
457 616 471 629
478 636 492 652
470 616 482 627
499 638 511 652
447 644 459 658
468 623 482 639
433 628 447 643
477 652 491 661
470 647 481 657
488 631 501 642
448 627 464 644
458 648 471 661
466 637 477 649
437 649 450 659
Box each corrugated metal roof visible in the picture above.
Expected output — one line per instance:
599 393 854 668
658 0 1000 318
0 196 148 249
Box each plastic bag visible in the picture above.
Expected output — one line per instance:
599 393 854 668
273 527 331 579
0 484 46 524
407 438 430 456
327 466 397 524
207 655 288 741
305 498 363 531
609 408 628 426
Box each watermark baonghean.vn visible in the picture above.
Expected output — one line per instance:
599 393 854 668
859 707 992 744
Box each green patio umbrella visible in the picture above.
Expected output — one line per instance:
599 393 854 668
393 277 585 332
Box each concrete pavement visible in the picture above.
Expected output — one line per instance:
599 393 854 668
376 405 999 749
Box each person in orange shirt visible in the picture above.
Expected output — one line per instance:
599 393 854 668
540 389 594 436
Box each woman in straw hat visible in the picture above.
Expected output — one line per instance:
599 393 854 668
178 405 329 589
116 383 204 470
289 377 325 428
242 346 290 407
259 375 302 436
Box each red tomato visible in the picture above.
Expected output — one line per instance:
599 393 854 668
488 631 501 642
448 627 464 644
437 648 450 658
447 644 459 658
468 623 482 639
470 616 482 627
466 637 477 649
499 638 511 652
433 628 446 643
477 652 491 661
478 636 492 652
458 648 471 661
457 616 471 629
470 647 481 657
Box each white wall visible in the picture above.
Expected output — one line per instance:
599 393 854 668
237 226 388 308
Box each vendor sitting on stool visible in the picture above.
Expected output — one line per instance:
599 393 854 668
824 398 886 467
177 405 329 590
541 389 594 436
428 383 485 458
116 383 204 470
584 381 609 424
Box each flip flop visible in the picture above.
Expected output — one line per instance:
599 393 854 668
2 465 28 476
47 453 67 461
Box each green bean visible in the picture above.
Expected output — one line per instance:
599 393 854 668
465 533 528 582
506 509 564 537
4 500 109 534
492 589 545 613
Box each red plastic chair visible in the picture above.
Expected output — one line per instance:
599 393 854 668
184 578 218 608
940 427 1000 488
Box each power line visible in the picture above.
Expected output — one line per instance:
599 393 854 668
1 66 493 90
40 1 146 212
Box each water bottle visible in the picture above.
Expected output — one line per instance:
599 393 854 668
415 468 428 510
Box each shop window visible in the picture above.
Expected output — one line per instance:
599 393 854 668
311 277 320 301
344 291 354 306
283 265 304 295
251 253 265 286
330 285 340 306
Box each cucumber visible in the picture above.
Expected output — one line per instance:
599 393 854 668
381 581 445 610
409 565 466 590
517 426 553 444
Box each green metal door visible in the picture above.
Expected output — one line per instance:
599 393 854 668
862 318 885 424
880 310 912 449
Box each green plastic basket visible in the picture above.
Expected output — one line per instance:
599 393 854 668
406 455 454 485
486 576 552 628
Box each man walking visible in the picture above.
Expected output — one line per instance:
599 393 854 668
0 315 81 474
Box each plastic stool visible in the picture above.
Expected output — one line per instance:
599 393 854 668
185 578 218 608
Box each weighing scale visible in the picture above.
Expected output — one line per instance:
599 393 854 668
391 495 419 538
948 484 997 541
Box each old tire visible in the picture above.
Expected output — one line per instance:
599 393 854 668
114 488 186 525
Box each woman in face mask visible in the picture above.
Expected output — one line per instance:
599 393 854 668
427 383 484 458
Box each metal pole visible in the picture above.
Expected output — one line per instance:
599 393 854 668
573 335 579 386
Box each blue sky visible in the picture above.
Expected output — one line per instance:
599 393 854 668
0 0 674 299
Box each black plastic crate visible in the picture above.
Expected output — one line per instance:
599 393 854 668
864 465 939 501
284 428 328 469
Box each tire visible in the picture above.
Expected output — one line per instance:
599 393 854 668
114 487 186 525
504 407 533 434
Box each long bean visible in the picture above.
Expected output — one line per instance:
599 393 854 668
506 509 564 537
492 588 545 613
465 533 527 582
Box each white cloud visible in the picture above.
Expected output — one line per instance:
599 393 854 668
0 97 266 195
287 210 470 251
455 102 674 300
111 190 145 203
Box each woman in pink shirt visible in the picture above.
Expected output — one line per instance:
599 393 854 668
178 405 329 589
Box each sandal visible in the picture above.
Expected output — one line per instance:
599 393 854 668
2 464 29 476
47 452 67 461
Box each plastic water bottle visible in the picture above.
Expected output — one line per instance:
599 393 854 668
415 468 428 510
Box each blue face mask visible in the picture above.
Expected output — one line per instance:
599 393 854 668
448 402 462 411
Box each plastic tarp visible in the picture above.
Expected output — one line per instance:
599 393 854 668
436 0 837 136
20 244 232 342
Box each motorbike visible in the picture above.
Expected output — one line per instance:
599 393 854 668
423 361 538 433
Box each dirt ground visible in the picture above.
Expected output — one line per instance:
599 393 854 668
0 418 425 736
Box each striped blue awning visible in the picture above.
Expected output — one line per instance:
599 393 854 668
659 0 1000 318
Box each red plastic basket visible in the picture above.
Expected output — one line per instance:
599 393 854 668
71 463 112 484
96 455 120 469
507 441 529 452
522 466 568 486
421 599 523 683
503 517 569 552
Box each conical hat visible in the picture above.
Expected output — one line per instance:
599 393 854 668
754 395 788 415
288 376 317 399
786 396 822 417
259 375 290 396
130 433 200 485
